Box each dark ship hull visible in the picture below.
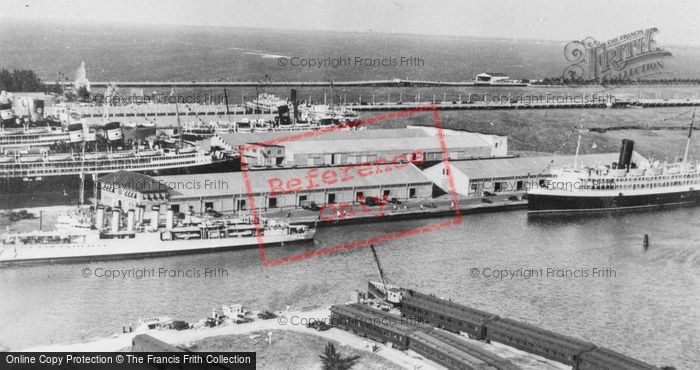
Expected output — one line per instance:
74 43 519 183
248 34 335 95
527 189 700 214
0 158 239 203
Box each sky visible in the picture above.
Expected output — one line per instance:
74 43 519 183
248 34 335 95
2 0 700 46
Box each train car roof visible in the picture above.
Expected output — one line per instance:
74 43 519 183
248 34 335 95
409 330 496 369
331 304 416 334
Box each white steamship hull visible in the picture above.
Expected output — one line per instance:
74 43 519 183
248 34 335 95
0 229 316 264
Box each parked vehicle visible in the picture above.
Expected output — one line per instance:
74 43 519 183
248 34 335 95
306 321 330 331
301 201 321 211
257 311 277 320
364 197 384 207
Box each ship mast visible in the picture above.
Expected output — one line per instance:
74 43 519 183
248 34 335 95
573 125 582 170
223 88 231 126
175 103 183 148
683 108 695 165
329 81 334 106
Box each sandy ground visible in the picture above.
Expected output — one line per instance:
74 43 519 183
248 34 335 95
22 308 443 369
22 306 569 370
188 330 404 370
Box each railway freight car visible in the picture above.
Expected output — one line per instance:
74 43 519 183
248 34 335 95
330 304 415 350
577 347 658 370
400 290 499 339
426 330 521 370
408 330 497 370
484 318 595 367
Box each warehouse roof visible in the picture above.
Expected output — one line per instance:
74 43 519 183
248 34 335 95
99 170 169 193
282 135 490 155
443 152 648 179
157 163 432 199
215 128 433 148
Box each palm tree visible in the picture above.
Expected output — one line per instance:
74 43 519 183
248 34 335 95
319 342 361 370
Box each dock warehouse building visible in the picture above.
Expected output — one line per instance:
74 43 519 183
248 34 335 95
98 170 170 210
423 152 649 196
155 163 434 214
209 128 507 168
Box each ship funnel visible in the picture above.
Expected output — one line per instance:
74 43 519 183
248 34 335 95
277 105 290 126
111 207 122 233
617 139 635 171
166 207 174 229
0 101 14 122
137 205 145 226
30 99 44 122
150 205 160 231
291 89 299 122
126 209 135 232
95 206 105 230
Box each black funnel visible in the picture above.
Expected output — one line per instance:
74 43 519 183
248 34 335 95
290 89 299 121
617 139 635 171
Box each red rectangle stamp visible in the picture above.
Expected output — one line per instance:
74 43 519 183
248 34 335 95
240 105 461 267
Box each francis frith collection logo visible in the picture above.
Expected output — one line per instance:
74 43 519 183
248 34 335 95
563 28 672 83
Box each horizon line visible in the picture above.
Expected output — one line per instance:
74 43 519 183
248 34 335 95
4 16 699 49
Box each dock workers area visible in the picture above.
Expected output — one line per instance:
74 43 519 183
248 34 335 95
95 127 644 226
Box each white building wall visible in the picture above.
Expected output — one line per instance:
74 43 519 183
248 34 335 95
476 134 508 157
406 126 508 157
422 161 471 196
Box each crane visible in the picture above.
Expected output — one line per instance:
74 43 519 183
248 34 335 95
368 244 402 306
370 244 389 288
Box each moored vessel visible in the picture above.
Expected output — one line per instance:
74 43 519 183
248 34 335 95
0 207 316 264
528 122 700 213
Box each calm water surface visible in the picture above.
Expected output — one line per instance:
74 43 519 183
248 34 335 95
0 208 698 368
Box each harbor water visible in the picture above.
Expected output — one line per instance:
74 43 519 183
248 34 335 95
0 207 698 368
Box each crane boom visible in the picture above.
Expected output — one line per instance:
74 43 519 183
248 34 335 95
683 108 695 164
369 244 388 287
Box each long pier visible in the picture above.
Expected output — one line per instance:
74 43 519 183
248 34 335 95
56 100 700 119
58 80 527 88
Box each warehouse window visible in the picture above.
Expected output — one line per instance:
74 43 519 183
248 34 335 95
409 188 416 198
268 197 277 208
298 195 307 205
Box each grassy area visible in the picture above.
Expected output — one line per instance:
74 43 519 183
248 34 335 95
367 107 700 160
185 330 403 370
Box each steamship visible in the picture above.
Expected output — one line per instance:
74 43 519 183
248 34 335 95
1 107 236 194
528 136 700 213
245 93 287 113
0 207 316 264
